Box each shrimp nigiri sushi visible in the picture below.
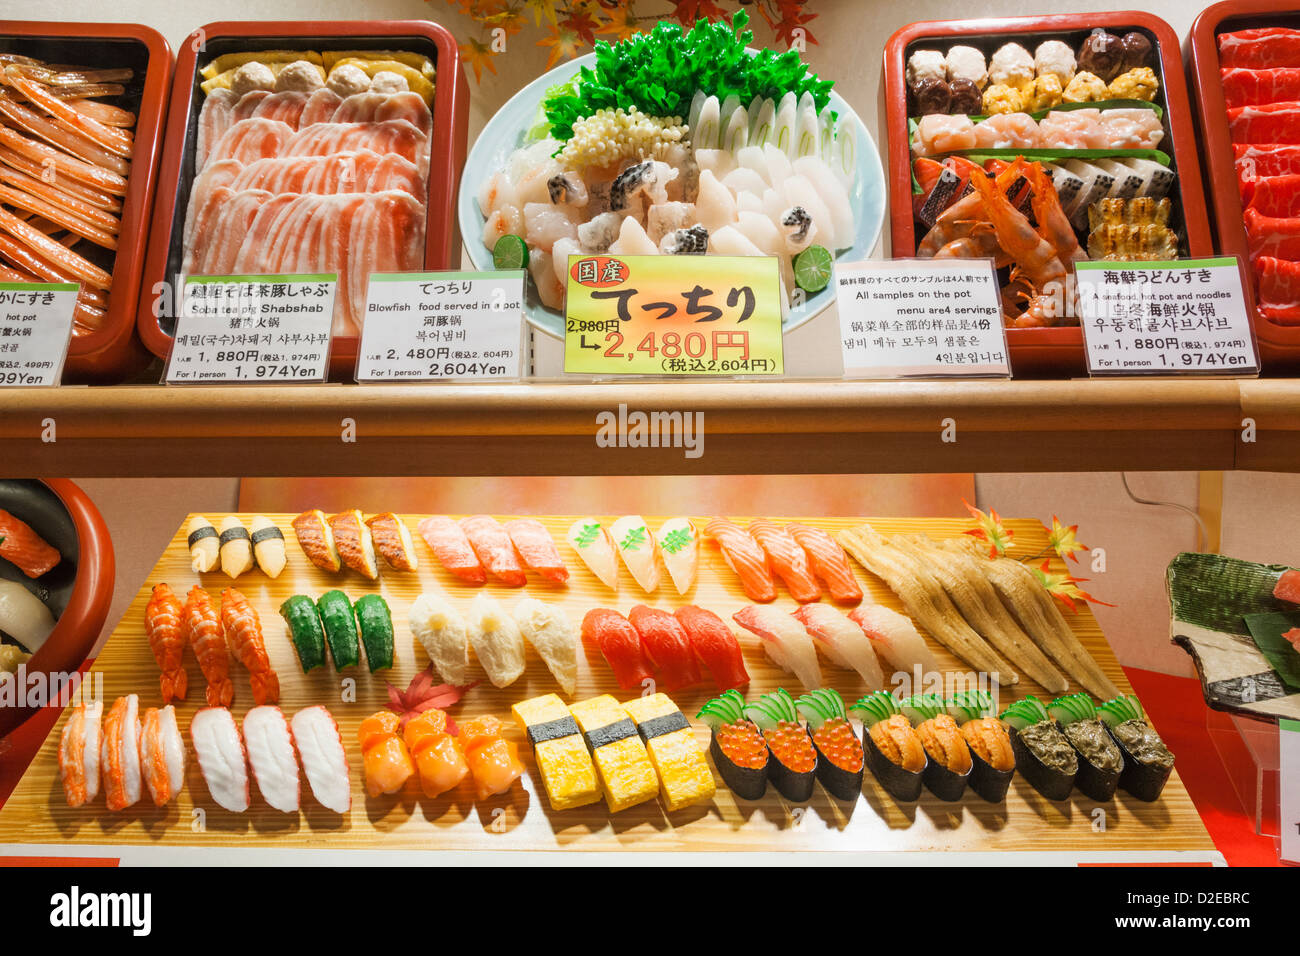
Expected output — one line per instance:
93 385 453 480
848 603 939 679
629 604 701 692
358 711 414 798
566 518 620 590
139 705 186 807
243 705 300 812
58 700 102 808
705 518 777 603
581 607 653 690
190 706 250 813
792 603 885 690
732 605 822 690
610 515 660 593
459 714 523 800
404 708 469 799
144 583 188 703
674 604 749 691
291 705 351 813
100 694 142 811
656 518 698 594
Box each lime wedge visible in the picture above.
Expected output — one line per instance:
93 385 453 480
493 234 529 271
793 244 832 293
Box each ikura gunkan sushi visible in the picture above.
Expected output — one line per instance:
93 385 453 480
850 691 925 802
947 690 1015 803
696 689 768 800
745 688 817 802
1098 694 1174 802
1000 695 1077 801
1049 693 1121 802
795 689 864 801
902 694 972 802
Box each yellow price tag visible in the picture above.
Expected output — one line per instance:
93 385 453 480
563 254 784 375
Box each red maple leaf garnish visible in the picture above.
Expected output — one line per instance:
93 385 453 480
386 664 479 732
669 0 727 27
772 0 819 47
561 9 599 46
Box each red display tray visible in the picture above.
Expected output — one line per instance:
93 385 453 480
136 19 469 379
0 21 172 383
883 12 1214 378
1188 0 1300 372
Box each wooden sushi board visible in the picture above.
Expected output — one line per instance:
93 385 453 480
0 515 1217 861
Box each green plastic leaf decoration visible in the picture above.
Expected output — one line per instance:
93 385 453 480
660 527 693 555
574 522 601 549
619 525 648 551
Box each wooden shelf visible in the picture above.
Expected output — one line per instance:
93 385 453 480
0 377 1258 476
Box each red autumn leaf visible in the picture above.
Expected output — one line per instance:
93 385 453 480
562 9 599 46
385 663 479 729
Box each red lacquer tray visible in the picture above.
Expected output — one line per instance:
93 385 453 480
136 19 469 379
884 13 1214 378
1188 0 1300 372
0 21 172 383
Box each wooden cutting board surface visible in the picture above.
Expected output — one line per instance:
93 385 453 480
0 515 1214 855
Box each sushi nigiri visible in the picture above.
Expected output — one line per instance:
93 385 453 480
611 515 660 593
409 591 470 686
744 689 817 801
242 705 299 812
748 519 822 603
366 512 418 572
291 705 351 813
504 518 569 584
459 714 523 800
568 695 659 812
847 603 940 679
218 516 254 579
697 689 768 799
58 700 101 808
184 585 233 706
139 705 186 807
248 515 286 578
358 710 414 797
705 518 777 602
786 522 862 603
292 509 340 573
623 693 715 812
0 580 55 653
1098 694 1174 802
190 706 250 812
187 515 219 573
629 605 701 692
404 708 469 799
581 607 653 690
674 604 749 691
280 594 327 673
466 592 526 688
329 510 379 580
850 691 926 802
316 589 360 669
796 688 864 801
512 597 580 695
0 508 60 578
512 693 601 811
417 515 486 585
460 515 526 586
948 690 1015 803
732 605 822 690
567 518 620 590
792 603 885 690
221 587 280 705
656 518 698 594
355 593 395 673
902 695 972 802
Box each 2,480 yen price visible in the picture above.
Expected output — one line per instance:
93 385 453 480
598 329 754 365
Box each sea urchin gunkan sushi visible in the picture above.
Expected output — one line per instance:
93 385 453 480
948 690 1014 803
697 689 768 800
902 694 972 802
851 691 925 802
796 688 864 801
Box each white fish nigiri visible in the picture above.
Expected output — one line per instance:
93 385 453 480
791 604 885 690
732 605 822 690
58 700 101 808
656 518 698 595
190 706 250 813
466 592 527 688
610 515 659 594
409 592 470 686
291 705 351 813
242 705 299 813
0 580 55 652
513 598 579 695
849 603 940 678
567 518 619 591
139 704 186 807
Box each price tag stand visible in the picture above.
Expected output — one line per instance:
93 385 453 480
0 281 78 388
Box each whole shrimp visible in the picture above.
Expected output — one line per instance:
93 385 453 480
918 160 1024 257
220 588 280 705
183 585 233 707
144 583 187 702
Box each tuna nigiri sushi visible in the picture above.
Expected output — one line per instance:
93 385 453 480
409 591 470 686
848 603 939 679
242 705 300 812
139 705 186 807
786 522 862 603
732 605 822 690
466 592 527 688
567 518 620 590
100 694 142 811
611 515 660 593
697 689 769 800
512 597 580 695
674 604 749 691
582 607 653 690
792 603 885 690
504 518 569 585
657 518 699 594
190 706 250 812
629 604 701 692
358 710 415 798
748 519 822 603
705 518 777 602
460 515 527 587
417 515 486 585
745 689 817 801
58 701 102 808
404 708 469 799
291 705 351 813
796 689 864 801
459 714 523 800
0 509 60 578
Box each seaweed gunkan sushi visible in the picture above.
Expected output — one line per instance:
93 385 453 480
850 691 925 802
1000 696 1077 801
1098 694 1174 802
947 690 1014 803
1049 693 1121 802
697 689 768 800
744 688 817 802
902 694 972 802
795 689 864 801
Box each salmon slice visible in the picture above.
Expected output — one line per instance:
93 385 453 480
231 90 271 123
0 509 60 578
205 118 294 167
300 88 343 127
459 515 526 587
416 516 486 585
196 89 235 170
786 522 863 604
194 189 272 276
704 518 777 603
251 91 309 131
376 92 433 138
748 519 822 604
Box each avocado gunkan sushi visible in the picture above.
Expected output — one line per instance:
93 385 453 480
851 691 925 802
1001 695 1077 801
697 689 768 800
948 690 1014 803
745 688 817 802
1049 693 1122 802
795 689 864 801
1099 694 1174 802
903 694 972 802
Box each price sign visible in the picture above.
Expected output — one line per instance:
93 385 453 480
1282 718 1299 865
563 254 783 376
0 281 77 387
834 259 1010 378
166 274 336 384
1077 257 1260 376
355 271 526 382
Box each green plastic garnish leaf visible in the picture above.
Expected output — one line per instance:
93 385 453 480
573 521 601 549
660 527 693 555
619 525 648 551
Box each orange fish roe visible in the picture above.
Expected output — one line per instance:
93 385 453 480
717 720 768 770
812 717 863 772
765 720 816 773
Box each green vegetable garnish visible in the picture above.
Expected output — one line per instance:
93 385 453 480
946 689 993 724
1000 695 1050 731
793 244 832 293
573 521 601 548
1097 694 1144 729
618 525 647 551
849 690 900 728
900 693 945 726
492 233 529 271
744 687 799 730
697 688 748 730
660 526 693 554
795 688 847 729
1047 692 1097 727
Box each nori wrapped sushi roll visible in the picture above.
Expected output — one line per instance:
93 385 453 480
697 689 768 800
795 689 864 801
1049 693 1122 802
1099 694 1174 802
903 694 972 802
850 691 926 802
947 690 1015 803
744 689 817 802
1001 696 1077 801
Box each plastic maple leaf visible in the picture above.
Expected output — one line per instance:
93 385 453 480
596 6 646 43
1048 515 1088 564
537 23 586 70
460 38 499 83
962 499 1014 558
1032 560 1115 614
669 0 727 27
772 0 819 48
386 664 479 732
562 9 599 46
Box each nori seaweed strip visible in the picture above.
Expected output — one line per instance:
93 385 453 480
527 715 581 746
218 525 250 546
583 718 637 750
187 525 217 547
250 525 284 545
635 711 689 741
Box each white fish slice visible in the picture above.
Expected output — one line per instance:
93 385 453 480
242 705 299 813
291 705 351 813
190 706 250 813
732 605 822 691
849 603 940 678
409 592 470 686
567 518 619 591
791 603 885 690
512 598 579 695
466 592 527 688
610 515 659 594
657 518 698 595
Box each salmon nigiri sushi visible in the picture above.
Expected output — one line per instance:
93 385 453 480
405 709 469 799
705 518 777 603
459 715 523 800
748 519 822 603
417 516 486 585
786 522 863 604
504 518 569 585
